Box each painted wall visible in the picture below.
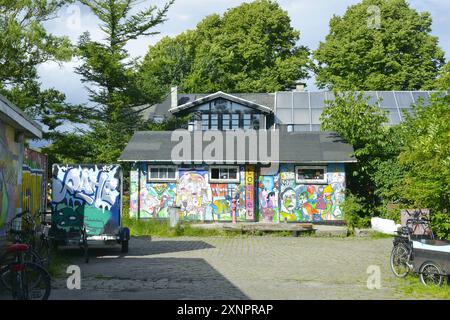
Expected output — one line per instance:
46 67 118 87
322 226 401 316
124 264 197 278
22 148 48 216
130 165 251 222
51 165 122 236
259 164 346 222
131 163 346 222
0 121 23 235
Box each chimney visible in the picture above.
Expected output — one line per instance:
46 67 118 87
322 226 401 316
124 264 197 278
294 81 306 92
171 86 178 109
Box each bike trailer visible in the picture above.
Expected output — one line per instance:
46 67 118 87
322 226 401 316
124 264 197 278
411 239 450 275
49 164 130 258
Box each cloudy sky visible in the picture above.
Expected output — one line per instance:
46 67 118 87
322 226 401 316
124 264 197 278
39 0 450 106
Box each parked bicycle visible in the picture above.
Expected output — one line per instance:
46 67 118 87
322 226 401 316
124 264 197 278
390 211 450 286
0 217 51 300
1 211 51 268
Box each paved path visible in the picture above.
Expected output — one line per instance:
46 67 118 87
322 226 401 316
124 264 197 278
47 236 412 300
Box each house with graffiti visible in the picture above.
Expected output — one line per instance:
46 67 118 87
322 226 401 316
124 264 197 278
119 87 438 223
0 94 43 240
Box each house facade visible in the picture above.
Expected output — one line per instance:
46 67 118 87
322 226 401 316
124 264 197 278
120 88 438 223
0 94 43 239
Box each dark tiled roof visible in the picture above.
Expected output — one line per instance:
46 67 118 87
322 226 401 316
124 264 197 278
119 130 356 164
169 91 273 114
140 92 275 121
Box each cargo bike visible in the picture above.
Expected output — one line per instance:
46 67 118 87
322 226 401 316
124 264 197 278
48 164 130 263
390 210 450 286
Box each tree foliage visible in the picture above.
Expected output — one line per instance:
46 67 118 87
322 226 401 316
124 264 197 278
66 0 173 163
435 61 450 91
313 0 445 90
139 0 310 94
320 92 395 216
322 91 450 237
0 0 88 135
398 95 450 215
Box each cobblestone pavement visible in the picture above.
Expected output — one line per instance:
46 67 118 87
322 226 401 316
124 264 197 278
49 236 411 300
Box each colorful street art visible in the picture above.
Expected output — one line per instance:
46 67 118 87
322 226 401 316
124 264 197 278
129 170 139 218
131 163 345 223
0 122 22 234
258 175 280 222
176 170 211 221
245 166 255 221
51 165 122 236
278 164 345 222
141 183 176 219
22 148 48 216
133 165 249 222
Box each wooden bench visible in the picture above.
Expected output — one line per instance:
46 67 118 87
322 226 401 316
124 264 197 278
222 223 314 237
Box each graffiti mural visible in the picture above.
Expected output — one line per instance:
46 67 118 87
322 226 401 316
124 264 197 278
134 165 248 222
176 169 212 221
210 181 246 222
258 175 279 223
279 164 345 222
245 166 255 221
22 148 48 216
131 163 346 223
0 122 22 233
140 183 176 219
129 170 139 218
51 165 122 236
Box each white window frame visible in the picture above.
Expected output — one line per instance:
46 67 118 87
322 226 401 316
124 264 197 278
209 166 240 183
147 165 178 182
295 165 328 184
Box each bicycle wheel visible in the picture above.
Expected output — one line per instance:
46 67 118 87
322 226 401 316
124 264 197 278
0 249 44 290
35 236 51 269
390 243 411 278
6 262 51 300
420 262 444 286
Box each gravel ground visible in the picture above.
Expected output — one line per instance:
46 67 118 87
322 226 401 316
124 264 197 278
42 236 415 300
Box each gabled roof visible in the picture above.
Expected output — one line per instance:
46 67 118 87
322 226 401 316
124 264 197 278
169 91 274 114
0 94 42 139
119 129 356 164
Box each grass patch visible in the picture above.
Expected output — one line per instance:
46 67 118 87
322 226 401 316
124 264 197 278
48 249 74 278
397 275 450 299
122 215 239 237
368 231 394 239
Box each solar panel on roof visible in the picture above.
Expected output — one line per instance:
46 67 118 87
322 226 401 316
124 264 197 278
311 109 322 124
293 109 310 124
275 91 446 130
277 92 292 108
362 92 379 106
293 92 309 108
310 92 326 108
394 92 414 107
411 92 429 105
276 108 292 123
378 91 397 108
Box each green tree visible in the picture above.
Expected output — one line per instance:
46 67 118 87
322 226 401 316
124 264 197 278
435 61 450 91
0 0 89 135
314 0 445 90
139 0 310 93
397 94 450 237
74 0 173 163
320 91 403 220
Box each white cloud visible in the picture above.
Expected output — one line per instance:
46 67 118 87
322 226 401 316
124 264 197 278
38 0 450 103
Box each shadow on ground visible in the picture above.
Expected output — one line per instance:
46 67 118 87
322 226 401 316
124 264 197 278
50 256 248 300
55 239 215 260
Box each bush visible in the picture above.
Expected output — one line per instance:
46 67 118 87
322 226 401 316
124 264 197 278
342 193 371 231
431 212 450 240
